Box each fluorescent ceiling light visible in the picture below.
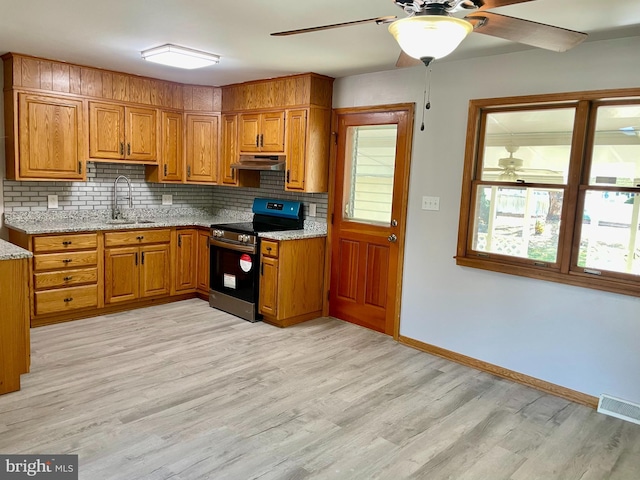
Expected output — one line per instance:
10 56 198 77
141 44 220 69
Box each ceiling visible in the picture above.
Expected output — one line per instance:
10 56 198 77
1 0 640 87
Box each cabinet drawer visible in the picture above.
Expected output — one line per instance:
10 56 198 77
34 267 98 290
34 251 98 271
35 285 98 316
104 229 171 247
33 233 97 253
261 240 279 258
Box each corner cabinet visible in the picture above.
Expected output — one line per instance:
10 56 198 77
5 92 85 181
259 237 326 327
185 114 219 184
89 102 157 163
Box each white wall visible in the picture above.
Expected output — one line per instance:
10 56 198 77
334 36 640 403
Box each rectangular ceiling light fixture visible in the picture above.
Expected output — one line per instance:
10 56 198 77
141 44 220 69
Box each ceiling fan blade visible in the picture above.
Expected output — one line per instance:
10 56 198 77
396 51 423 68
468 11 587 52
469 0 536 10
271 16 396 36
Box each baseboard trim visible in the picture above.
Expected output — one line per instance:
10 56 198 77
398 335 598 409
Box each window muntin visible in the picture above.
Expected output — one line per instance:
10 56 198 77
480 109 575 185
472 185 564 264
589 105 640 187
577 191 640 275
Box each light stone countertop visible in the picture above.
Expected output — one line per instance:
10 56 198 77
4 209 327 240
0 238 33 260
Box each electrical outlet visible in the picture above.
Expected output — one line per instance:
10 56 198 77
422 196 440 211
308 203 317 217
47 194 58 209
162 194 173 206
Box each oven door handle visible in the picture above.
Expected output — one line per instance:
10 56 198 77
209 237 257 254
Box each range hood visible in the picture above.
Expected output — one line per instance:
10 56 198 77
231 155 285 171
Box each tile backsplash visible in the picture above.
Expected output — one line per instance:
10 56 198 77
2 162 328 222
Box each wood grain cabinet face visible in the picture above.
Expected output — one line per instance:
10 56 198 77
160 111 184 181
285 109 307 191
89 102 157 163
197 229 210 294
185 114 219 184
239 111 285 154
259 255 278 317
175 229 198 293
16 93 85 180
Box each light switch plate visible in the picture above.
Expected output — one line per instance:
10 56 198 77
47 194 58 209
162 194 173 206
308 203 317 217
422 196 440 211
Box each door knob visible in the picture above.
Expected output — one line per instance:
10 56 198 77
388 234 397 243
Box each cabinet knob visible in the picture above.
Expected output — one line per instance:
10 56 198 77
64 297 73 303
63 276 73 281
266 246 272 251
136 236 144 240
62 241 73 246
62 258 73 263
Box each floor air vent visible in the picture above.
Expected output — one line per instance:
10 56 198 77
597 394 640 425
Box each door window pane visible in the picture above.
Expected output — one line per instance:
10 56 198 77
342 125 397 225
589 105 640 187
577 190 640 275
480 108 575 184
472 185 564 263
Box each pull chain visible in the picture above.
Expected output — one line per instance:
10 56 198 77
420 65 433 132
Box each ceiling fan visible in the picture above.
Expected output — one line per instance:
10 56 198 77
483 146 562 181
271 0 588 68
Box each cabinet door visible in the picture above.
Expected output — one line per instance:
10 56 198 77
89 102 125 160
175 229 198 293
221 113 238 185
105 247 139 304
185 114 219 183
140 244 170 298
259 256 278 317
238 113 261 153
160 111 183 181
285 109 307 191
19 93 84 180
126 107 157 161
261 111 286 153
197 229 210 294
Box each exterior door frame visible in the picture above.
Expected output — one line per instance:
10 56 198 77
323 103 415 339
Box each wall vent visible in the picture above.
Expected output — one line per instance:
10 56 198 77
597 394 640 425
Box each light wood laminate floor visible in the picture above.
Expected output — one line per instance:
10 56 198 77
1 299 639 479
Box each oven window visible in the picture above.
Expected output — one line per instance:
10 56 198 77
210 246 258 303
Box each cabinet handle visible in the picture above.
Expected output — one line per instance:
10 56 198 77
127 143 131 156
286 170 290 183
120 142 124 155
136 235 144 240
62 241 73 246
63 276 73 281
261 263 264 276
62 258 73 263
164 164 168 176
78 161 82 174
64 297 73 303
187 165 191 177
231 169 235 180
141 252 145 264
135 252 138 266
256 134 259 147
178 234 182 247
260 134 264 147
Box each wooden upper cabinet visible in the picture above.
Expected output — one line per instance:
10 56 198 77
13 93 85 180
238 111 285 154
89 101 157 163
185 114 219 184
285 109 307 191
160 111 183 182
221 113 239 184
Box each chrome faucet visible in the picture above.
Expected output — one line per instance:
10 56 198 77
113 175 133 220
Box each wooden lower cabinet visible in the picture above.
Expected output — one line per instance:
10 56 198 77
0 257 30 395
105 239 170 304
174 229 198 293
197 229 210 295
259 237 325 327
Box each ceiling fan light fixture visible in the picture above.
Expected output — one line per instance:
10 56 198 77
141 44 220 69
388 15 473 65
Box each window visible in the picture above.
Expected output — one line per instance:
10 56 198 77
457 89 640 297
